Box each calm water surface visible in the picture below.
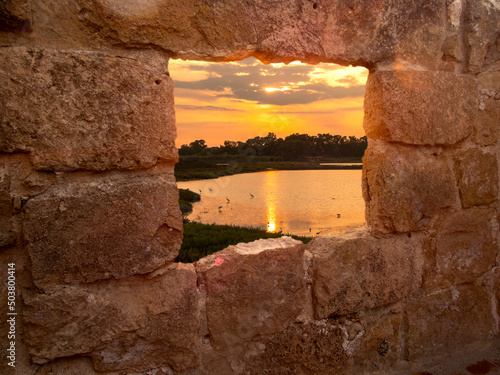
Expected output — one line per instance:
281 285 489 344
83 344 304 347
177 170 365 236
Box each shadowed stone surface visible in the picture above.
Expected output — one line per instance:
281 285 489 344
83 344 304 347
454 149 498 208
244 321 349 375
0 47 177 171
353 307 403 373
0 0 31 30
24 170 182 289
196 237 306 351
310 230 423 318
0 154 56 249
406 285 495 361
24 264 199 373
364 70 477 145
424 208 498 291
363 141 460 233
0 165 15 248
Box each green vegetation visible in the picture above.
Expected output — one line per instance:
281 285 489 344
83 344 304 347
176 222 312 263
178 188 201 217
175 132 365 181
179 133 367 160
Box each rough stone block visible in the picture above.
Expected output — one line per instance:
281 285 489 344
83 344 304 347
24 264 200 373
243 321 350 375
310 229 423 319
24 169 182 289
477 71 500 96
466 0 500 73
353 308 403 373
76 0 446 67
363 141 460 233
323 0 447 68
406 285 495 361
424 208 498 290
475 99 499 146
0 246 39 374
454 149 498 208
196 237 306 351
364 70 477 146
0 154 56 248
0 47 177 171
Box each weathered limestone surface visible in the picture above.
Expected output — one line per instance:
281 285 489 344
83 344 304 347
454 149 499 207
3 0 447 67
423 208 498 290
352 306 403 373
24 263 199 373
244 321 350 375
310 230 423 319
0 154 56 248
406 285 495 361
0 246 39 374
0 47 177 171
466 0 500 73
34 357 99 375
24 169 182 289
363 141 460 233
364 71 477 146
196 237 307 351
475 98 500 145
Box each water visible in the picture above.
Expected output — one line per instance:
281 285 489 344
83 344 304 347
177 170 365 237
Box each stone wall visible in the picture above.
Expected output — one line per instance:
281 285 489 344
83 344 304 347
0 0 499 374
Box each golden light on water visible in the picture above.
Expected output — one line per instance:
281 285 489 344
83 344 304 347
267 204 277 232
265 171 278 233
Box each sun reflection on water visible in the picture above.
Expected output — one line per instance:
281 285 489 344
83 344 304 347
265 172 278 232
267 204 277 232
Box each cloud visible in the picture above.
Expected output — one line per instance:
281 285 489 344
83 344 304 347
171 58 367 106
176 104 241 111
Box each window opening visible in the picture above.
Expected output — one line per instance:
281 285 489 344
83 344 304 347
169 58 368 262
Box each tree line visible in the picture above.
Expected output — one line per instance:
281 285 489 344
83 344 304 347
179 132 367 161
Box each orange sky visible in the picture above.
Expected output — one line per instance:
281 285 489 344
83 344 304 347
169 58 368 147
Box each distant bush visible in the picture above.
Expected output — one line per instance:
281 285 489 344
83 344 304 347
179 188 201 203
179 189 201 217
176 222 312 263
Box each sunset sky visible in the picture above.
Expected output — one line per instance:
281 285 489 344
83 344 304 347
169 58 368 147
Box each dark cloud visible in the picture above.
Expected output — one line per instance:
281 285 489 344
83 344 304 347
176 104 241 111
172 58 366 106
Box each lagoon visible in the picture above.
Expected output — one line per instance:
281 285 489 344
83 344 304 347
177 170 365 237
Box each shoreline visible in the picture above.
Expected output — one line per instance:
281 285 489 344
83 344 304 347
175 161 363 182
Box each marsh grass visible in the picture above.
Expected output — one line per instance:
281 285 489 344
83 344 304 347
176 222 312 263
